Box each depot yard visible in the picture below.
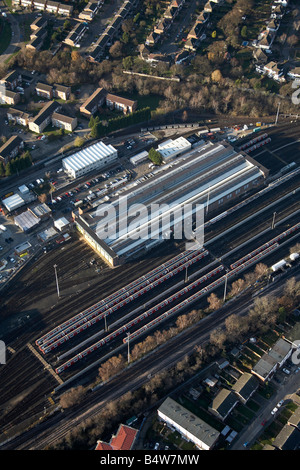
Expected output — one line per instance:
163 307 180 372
0 122 300 436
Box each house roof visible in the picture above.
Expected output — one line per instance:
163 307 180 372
31 101 60 126
106 93 137 108
272 425 300 450
0 135 23 159
80 87 106 112
210 389 238 418
36 82 52 93
158 397 220 448
52 112 75 124
95 424 138 451
231 373 258 400
1 69 21 83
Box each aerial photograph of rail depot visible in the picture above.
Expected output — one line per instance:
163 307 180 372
0 0 300 458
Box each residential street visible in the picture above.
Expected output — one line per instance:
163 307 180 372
0 0 21 63
232 364 300 449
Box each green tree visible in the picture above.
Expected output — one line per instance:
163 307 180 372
148 147 162 165
241 25 248 39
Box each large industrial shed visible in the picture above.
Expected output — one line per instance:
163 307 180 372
73 140 268 266
2 193 25 212
62 141 118 179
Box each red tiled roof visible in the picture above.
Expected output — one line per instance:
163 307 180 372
95 442 113 451
95 425 138 451
110 425 138 450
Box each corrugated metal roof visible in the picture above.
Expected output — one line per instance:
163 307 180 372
62 141 117 173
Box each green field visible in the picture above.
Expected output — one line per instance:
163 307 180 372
0 17 12 55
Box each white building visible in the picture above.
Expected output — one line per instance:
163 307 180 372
158 397 220 450
2 193 25 212
130 150 149 166
62 141 118 179
157 136 191 161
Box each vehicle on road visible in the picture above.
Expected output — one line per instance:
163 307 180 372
271 407 278 415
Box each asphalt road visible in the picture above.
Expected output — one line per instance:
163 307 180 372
0 1 21 63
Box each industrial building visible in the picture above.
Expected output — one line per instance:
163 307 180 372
73 140 268 266
157 136 191 161
62 141 118 179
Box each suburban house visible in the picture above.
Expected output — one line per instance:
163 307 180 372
251 337 294 382
0 135 24 164
78 1 99 20
64 22 87 47
35 82 70 100
57 3 73 15
0 88 20 106
231 373 259 405
36 82 53 99
26 37 44 51
95 424 138 451
45 0 59 13
32 0 47 11
7 108 32 127
272 425 300 450
28 100 61 133
209 389 239 421
0 70 22 90
79 87 107 117
105 93 137 114
158 397 220 450
53 84 71 100
30 16 47 30
51 112 77 131
30 26 47 42
263 61 285 82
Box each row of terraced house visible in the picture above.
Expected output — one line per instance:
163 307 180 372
12 0 73 16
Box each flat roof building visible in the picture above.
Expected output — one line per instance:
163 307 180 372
62 140 118 179
3 193 25 212
73 140 267 266
14 210 40 232
158 397 220 450
251 338 293 381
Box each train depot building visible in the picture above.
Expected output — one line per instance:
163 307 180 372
73 140 268 267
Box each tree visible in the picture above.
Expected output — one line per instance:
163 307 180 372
241 25 248 39
148 147 162 166
109 41 124 59
59 386 86 409
207 292 223 311
74 136 85 147
211 69 223 83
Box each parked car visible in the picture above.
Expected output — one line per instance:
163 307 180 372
282 368 290 375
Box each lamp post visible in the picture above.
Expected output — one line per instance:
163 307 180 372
54 264 60 299
272 211 276 230
127 332 130 364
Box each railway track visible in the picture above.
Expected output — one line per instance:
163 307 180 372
0 140 299 436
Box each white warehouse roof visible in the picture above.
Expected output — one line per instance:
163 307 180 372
158 136 191 160
54 217 70 231
130 150 149 166
62 141 118 178
2 193 25 212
